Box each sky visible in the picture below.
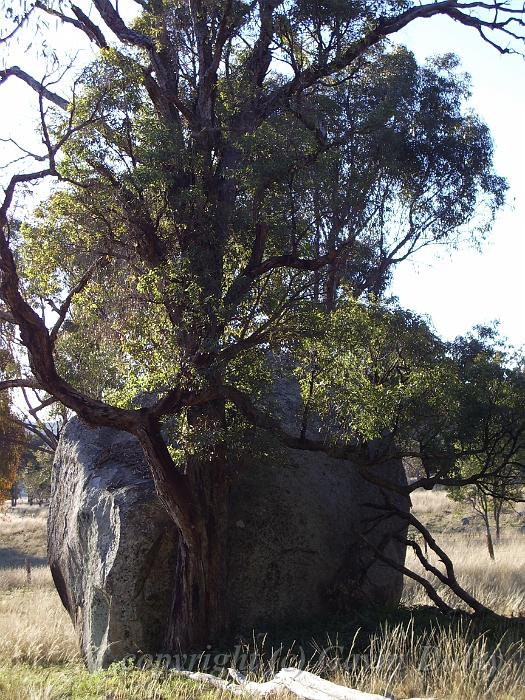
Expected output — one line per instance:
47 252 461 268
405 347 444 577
1 6 524 349
391 17 525 350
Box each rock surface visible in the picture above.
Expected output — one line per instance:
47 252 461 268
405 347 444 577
49 397 409 670
48 421 179 670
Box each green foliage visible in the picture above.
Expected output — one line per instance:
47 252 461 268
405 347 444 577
288 295 440 441
2 0 513 480
446 329 525 515
15 44 506 415
0 339 26 499
18 438 53 502
0 394 26 500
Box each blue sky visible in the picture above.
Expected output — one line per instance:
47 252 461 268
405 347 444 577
391 17 525 349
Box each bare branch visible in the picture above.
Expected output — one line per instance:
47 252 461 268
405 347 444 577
0 67 69 110
0 6 35 44
29 395 57 417
360 532 455 615
369 502 499 617
8 412 58 450
0 378 42 391
34 1 109 49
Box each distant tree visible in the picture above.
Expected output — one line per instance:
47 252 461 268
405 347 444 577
20 436 53 505
491 470 523 541
449 462 522 559
445 329 525 557
0 332 58 504
0 393 26 502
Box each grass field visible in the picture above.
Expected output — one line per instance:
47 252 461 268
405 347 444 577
404 489 525 616
0 492 524 699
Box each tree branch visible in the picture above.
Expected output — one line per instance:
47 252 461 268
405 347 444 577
10 412 58 451
0 307 17 324
50 257 108 345
360 531 455 615
0 67 68 110
369 502 498 617
92 0 153 49
34 2 109 49
235 0 525 132
0 378 42 391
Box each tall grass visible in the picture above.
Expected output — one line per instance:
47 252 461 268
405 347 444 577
0 575 78 665
0 495 524 699
403 535 525 615
0 565 52 591
0 557 524 699
328 620 525 700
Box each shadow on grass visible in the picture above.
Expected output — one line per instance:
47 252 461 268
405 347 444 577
0 547 48 569
230 604 525 666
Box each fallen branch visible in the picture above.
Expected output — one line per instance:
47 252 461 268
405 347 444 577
174 666 436 700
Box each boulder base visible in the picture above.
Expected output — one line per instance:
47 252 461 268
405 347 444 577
49 417 408 670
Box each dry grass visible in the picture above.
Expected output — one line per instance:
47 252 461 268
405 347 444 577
0 584 79 665
329 620 525 700
403 534 525 615
0 565 52 591
410 488 453 516
0 495 524 699
0 503 78 670
405 488 525 616
0 504 48 569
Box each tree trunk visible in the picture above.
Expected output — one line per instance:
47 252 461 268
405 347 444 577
494 513 501 542
493 499 502 541
167 474 229 650
142 156 233 649
483 514 495 560
138 399 232 651
171 398 231 649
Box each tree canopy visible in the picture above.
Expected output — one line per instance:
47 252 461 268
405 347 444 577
14 45 505 407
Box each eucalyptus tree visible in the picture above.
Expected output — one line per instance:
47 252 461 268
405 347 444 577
0 392 26 501
447 330 525 557
0 0 523 647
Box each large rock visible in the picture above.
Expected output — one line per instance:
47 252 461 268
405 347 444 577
49 395 409 670
48 420 179 670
